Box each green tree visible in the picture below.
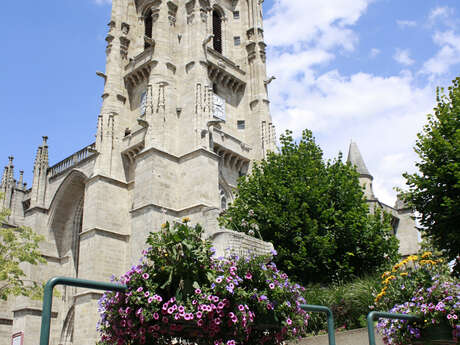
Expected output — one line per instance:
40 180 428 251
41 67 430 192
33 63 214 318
219 130 399 285
0 193 46 300
401 77 460 274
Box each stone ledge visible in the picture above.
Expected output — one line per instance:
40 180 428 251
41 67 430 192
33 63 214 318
80 228 130 242
12 308 57 319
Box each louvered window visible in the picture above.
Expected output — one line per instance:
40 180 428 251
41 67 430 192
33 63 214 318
213 10 223 54
144 10 153 49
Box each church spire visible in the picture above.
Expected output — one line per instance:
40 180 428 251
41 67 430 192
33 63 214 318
347 141 375 200
347 141 372 177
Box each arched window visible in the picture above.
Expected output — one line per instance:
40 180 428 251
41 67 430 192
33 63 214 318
220 186 228 210
144 10 153 49
213 10 223 54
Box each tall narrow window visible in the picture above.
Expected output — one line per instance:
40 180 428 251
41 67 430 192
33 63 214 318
213 10 223 54
144 10 153 49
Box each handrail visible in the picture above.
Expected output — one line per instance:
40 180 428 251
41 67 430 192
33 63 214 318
367 311 419 345
300 304 336 345
39 276 127 345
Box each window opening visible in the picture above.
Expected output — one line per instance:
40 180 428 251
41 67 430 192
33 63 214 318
140 91 147 116
234 36 241 46
144 10 153 49
213 10 223 54
212 83 218 94
237 120 245 129
233 11 240 19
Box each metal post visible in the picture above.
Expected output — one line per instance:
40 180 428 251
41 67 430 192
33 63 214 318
367 311 419 345
39 276 127 345
300 304 336 345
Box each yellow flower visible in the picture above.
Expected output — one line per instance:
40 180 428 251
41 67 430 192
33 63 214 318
381 271 391 279
421 251 432 258
182 217 191 223
161 223 167 229
400 272 408 276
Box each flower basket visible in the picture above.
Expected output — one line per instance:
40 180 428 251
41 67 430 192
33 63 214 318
98 221 310 345
413 322 457 345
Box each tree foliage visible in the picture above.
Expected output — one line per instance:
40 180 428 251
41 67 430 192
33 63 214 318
401 77 460 274
219 130 399 285
0 193 45 300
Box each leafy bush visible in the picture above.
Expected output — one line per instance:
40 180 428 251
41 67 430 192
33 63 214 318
98 220 310 345
303 275 381 334
0 193 45 300
219 129 399 285
401 77 460 275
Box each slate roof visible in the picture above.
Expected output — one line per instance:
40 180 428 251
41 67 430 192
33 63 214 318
347 141 372 176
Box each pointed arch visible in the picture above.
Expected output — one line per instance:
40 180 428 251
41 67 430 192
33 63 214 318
59 305 75 345
212 7 224 53
48 170 87 271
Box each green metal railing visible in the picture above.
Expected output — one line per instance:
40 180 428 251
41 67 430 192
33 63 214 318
39 277 422 345
366 311 420 345
39 277 337 345
300 304 336 345
39 277 127 345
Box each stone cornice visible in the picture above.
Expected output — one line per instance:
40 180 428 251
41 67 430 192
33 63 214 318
130 202 214 217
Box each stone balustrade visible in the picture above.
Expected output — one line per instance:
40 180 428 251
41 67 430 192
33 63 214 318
48 143 96 179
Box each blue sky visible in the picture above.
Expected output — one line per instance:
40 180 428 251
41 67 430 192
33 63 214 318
1 0 459 205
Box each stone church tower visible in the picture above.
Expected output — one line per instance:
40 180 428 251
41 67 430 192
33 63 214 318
0 1 275 344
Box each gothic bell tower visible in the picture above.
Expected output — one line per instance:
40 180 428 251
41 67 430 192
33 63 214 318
88 0 276 244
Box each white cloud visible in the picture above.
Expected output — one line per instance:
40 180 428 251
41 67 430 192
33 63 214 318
93 0 111 5
264 0 436 206
369 48 380 58
393 48 415 66
397 20 417 28
422 31 460 76
264 0 371 51
428 6 453 24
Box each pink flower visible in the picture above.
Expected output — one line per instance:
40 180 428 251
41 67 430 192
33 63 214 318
245 272 252 279
137 287 143 292
142 273 149 279
153 312 159 320
197 319 204 327
162 316 168 324
196 311 203 319
216 277 223 283
195 288 202 294
286 318 292 325
148 296 154 304
238 305 245 312
269 283 275 289
144 291 150 297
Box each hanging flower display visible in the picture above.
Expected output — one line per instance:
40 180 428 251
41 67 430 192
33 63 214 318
375 253 459 344
98 220 309 345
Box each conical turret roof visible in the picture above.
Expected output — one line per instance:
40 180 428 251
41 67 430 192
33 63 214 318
347 141 372 177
